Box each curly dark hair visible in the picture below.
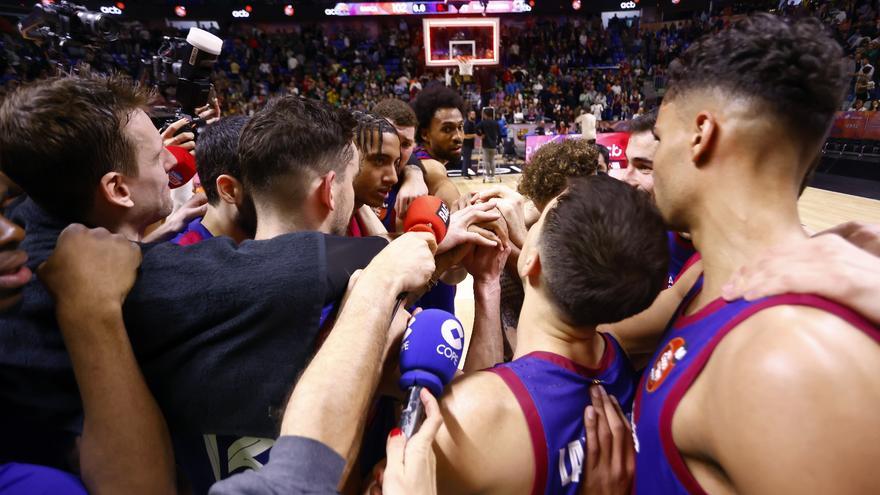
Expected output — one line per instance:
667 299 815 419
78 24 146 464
410 85 465 145
518 139 599 210
666 13 847 140
540 175 669 327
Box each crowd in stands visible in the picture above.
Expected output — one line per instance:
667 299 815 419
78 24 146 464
1 0 879 128
810 0 880 111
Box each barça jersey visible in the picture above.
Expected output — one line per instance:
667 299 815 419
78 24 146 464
633 275 880 494
488 333 638 495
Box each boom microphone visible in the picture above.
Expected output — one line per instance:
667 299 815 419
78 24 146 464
166 145 197 189
398 309 464 437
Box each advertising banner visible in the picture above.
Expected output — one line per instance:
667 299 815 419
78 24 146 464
525 132 630 169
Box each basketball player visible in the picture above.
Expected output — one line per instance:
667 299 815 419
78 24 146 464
349 113 401 237
621 112 696 287
632 14 880 493
171 116 256 245
372 98 428 231
620 113 658 198
517 139 601 211
722 222 880 325
433 176 670 494
372 98 430 223
410 86 464 208
595 144 610 173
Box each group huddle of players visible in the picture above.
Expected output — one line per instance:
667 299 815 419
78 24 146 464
0 11 879 495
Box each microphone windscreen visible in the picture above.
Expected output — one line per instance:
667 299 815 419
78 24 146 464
166 145 197 189
186 27 223 56
403 196 450 244
399 309 464 397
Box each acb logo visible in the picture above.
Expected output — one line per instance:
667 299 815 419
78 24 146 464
620 1 637 8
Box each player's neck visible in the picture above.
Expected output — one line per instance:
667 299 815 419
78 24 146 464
202 203 249 244
689 175 806 309
423 146 447 165
253 206 316 240
514 291 605 368
117 222 143 242
89 205 149 242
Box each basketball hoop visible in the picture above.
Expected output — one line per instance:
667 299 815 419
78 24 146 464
456 56 474 77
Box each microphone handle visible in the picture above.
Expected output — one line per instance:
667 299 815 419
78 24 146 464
398 385 425 439
390 291 407 322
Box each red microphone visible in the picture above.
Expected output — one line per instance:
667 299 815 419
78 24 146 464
403 195 450 244
166 145 197 189
391 196 451 319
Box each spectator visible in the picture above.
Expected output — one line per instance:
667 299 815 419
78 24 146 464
462 110 477 180
850 98 868 111
591 99 605 121
476 108 501 182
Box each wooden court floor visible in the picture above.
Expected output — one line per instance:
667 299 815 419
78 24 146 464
449 174 880 345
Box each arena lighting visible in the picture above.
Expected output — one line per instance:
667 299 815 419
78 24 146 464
245 4 253 12
115 2 125 8
572 0 581 10
174 5 186 17
284 4 295 16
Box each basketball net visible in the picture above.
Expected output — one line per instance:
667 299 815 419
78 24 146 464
456 56 474 77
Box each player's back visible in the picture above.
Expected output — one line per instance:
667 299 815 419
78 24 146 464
633 275 880 494
487 333 638 495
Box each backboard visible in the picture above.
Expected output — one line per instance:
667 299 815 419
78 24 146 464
423 17 501 67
